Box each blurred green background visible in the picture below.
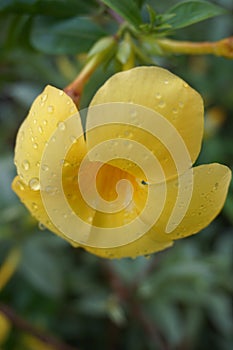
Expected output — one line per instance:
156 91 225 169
0 1 232 349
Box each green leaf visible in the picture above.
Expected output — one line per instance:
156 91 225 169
101 0 142 27
30 16 106 54
20 235 65 297
0 0 97 18
166 0 227 30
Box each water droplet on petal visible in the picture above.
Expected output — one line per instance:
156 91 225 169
41 93 47 102
17 179 25 191
38 222 46 230
33 143 38 149
58 122 66 131
172 108 178 114
31 202 38 210
43 120 48 126
213 182 219 191
45 185 57 195
47 105 54 113
179 101 184 108
22 160 30 171
38 126 43 134
164 79 169 85
158 100 166 108
60 159 70 167
33 119 37 124
41 164 49 171
59 90 64 96
155 92 161 99
29 177 40 191
70 106 76 114
183 82 188 88
70 135 77 143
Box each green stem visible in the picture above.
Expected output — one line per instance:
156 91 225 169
155 37 233 59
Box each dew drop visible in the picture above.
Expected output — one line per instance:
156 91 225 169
29 177 40 191
17 180 25 191
70 135 77 143
31 202 38 210
22 160 30 171
33 143 38 149
179 101 184 108
70 106 76 114
58 121 66 131
155 92 161 99
47 105 54 113
183 82 188 88
38 125 43 134
45 185 57 195
158 100 166 108
172 108 178 114
38 222 46 230
33 119 37 125
41 93 47 102
43 120 48 126
59 90 64 96
41 164 49 171
60 159 70 167
164 79 169 85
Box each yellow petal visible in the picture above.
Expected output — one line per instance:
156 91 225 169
87 66 204 180
14 85 85 186
150 163 231 242
12 176 79 247
85 236 173 259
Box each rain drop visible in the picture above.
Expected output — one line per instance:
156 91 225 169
179 101 184 108
38 125 43 134
31 202 38 210
45 186 57 195
47 105 54 113
22 160 30 171
58 121 66 131
59 90 64 96
158 100 166 108
43 120 48 126
38 222 46 230
155 92 161 99
60 159 70 167
41 164 49 171
164 79 169 85
33 143 38 149
70 135 77 143
172 108 178 114
17 180 25 191
41 94 47 102
33 119 37 124
183 82 188 88
29 177 40 191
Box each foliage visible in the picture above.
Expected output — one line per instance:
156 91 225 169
0 0 233 349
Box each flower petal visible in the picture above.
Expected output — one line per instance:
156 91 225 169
14 85 85 186
87 67 204 180
150 163 231 242
84 236 173 259
12 176 79 246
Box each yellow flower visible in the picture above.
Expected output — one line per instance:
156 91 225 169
12 67 231 259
